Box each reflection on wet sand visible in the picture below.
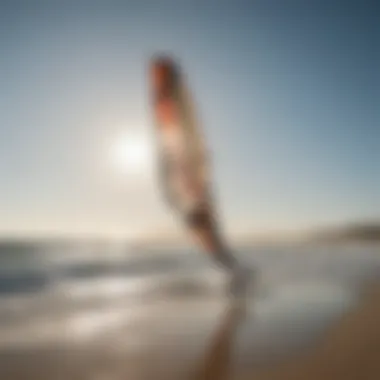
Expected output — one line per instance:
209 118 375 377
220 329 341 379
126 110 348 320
190 284 380 380
193 301 246 380
238 284 380 380
0 282 379 379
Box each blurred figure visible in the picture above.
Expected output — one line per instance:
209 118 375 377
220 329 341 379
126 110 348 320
149 55 252 297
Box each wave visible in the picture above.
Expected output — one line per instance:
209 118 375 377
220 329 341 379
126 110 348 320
0 243 379 327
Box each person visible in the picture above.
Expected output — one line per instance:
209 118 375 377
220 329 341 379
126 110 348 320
150 55 251 296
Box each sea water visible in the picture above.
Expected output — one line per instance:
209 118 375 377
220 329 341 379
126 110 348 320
0 241 379 349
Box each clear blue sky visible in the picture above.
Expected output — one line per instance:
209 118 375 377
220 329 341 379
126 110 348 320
0 0 378 238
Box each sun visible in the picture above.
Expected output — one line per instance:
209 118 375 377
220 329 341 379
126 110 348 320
110 133 152 175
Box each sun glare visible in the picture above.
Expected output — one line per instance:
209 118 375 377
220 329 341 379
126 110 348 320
111 133 151 175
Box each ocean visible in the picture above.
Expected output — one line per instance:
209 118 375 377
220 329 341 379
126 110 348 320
0 241 379 352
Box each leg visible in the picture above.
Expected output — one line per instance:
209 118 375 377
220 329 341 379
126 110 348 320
187 210 253 297
186 208 238 271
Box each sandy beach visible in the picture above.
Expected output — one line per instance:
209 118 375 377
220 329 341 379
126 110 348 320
0 278 379 380
0 243 379 380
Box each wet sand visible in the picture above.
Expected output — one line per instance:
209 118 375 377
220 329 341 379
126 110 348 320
238 283 380 380
0 281 379 380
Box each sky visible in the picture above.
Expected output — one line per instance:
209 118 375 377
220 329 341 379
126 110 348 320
0 0 378 239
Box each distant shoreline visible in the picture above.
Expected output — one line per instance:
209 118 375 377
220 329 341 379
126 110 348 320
0 223 379 250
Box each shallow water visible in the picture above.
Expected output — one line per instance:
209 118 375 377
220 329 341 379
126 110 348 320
0 242 378 349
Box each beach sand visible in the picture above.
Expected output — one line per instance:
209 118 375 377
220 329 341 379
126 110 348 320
0 280 379 380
